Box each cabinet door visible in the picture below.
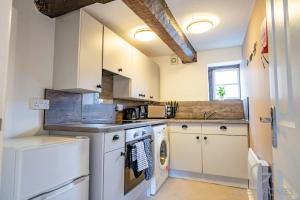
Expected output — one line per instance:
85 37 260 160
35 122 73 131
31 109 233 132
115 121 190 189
103 148 125 200
147 61 160 101
202 135 248 179
103 27 131 76
78 10 103 92
130 47 149 99
169 132 202 173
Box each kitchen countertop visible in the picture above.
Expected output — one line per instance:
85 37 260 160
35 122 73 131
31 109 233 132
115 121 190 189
44 119 248 133
166 119 249 124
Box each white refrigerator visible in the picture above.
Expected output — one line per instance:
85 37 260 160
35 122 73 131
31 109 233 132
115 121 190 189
0 135 90 200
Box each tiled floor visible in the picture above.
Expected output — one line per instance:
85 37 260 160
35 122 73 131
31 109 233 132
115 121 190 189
146 178 249 200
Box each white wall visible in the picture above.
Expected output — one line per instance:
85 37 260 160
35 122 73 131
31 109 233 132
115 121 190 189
241 0 272 163
4 0 55 138
0 0 13 184
153 47 243 102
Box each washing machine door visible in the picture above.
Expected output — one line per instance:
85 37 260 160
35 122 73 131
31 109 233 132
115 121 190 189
159 139 169 169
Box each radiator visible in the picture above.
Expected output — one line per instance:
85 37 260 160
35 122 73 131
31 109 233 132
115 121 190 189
248 148 271 200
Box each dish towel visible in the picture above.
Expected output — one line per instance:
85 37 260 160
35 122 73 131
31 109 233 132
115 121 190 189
144 138 154 180
135 141 149 172
130 145 143 178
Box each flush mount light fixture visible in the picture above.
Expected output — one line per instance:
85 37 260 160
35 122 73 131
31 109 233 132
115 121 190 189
187 20 214 34
134 29 156 42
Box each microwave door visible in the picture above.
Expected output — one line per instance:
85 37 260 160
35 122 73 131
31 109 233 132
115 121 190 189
29 176 89 200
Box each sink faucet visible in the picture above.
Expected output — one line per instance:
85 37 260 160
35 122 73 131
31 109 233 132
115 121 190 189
203 111 217 120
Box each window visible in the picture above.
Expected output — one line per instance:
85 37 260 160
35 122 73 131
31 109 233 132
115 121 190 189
208 65 241 100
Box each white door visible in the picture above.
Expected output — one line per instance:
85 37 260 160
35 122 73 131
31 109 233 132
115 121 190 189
79 10 103 92
267 0 300 199
31 177 89 200
103 148 125 200
103 27 131 76
169 132 202 173
202 135 248 179
0 0 12 182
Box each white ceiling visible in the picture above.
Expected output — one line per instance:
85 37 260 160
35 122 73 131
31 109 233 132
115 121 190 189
85 0 255 58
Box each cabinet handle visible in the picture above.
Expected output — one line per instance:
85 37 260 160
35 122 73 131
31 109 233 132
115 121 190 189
220 126 227 131
118 68 123 72
204 136 208 140
96 84 102 89
182 125 188 129
112 135 120 141
196 136 200 140
120 152 126 157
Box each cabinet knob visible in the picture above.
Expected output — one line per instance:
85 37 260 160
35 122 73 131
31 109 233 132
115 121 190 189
220 126 227 131
112 135 120 141
150 96 153 99
120 152 126 157
118 68 123 72
204 136 208 140
182 125 188 129
96 84 102 89
196 136 200 140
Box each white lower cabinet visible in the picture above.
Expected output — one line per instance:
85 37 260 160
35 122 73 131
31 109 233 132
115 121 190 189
202 135 248 179
169 123 248 182
103 148 125 200
170 132 202 173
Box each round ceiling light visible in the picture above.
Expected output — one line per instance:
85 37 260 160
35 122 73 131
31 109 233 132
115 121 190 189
187 20 214 34
134 29 156 42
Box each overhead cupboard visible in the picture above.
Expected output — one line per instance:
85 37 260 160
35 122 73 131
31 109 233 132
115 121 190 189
113 48 160 102
53 9 103 93
105 27 160 102
53 9 160 101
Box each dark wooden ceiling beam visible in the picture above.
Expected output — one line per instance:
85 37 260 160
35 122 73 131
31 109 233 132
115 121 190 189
35 0 197 63
122 0 197 63
34 0 115 18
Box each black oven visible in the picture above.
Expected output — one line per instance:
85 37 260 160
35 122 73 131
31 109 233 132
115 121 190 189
124 127 152 194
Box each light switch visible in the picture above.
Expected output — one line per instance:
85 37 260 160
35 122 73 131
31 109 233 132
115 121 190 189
30 98 50 110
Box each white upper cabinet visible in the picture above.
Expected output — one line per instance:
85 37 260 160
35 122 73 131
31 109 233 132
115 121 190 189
113 46 160 101
147 61 160 101
53 9 103 93
103 27 132 77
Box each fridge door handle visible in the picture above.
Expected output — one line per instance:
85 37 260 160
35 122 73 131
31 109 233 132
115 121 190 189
29 176 88 200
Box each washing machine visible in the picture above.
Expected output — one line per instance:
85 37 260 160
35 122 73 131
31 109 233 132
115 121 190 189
150 124 169 195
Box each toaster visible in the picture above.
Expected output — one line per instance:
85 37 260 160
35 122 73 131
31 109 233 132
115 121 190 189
147 105 167 119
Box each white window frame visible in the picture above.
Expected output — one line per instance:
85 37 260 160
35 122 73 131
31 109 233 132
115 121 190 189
209 65 241 100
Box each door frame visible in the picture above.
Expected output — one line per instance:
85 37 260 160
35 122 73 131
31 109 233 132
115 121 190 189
0 0 13 183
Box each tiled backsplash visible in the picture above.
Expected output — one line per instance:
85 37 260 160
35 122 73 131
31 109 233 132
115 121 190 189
45 90 117 125
172 101 245 120
44 89 82 125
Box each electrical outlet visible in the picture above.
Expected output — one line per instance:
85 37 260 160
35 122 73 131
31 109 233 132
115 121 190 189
30 98 50 110
115 104 124 112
